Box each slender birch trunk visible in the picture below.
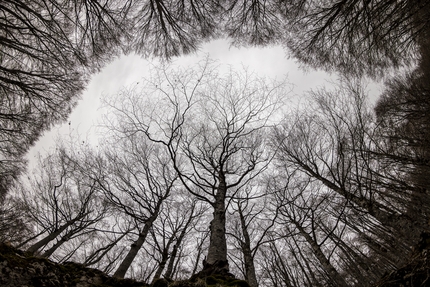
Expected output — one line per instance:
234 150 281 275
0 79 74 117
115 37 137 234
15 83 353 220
164 208 194 279
152 248 169 283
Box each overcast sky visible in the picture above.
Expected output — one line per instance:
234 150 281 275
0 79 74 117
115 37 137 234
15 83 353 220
25 39 384 167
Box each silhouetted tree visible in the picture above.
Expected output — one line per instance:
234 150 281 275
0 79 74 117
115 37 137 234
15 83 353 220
0 0 130 196
19 145 108 257
93 128 179 279
282 0 430 77
102 60 286 273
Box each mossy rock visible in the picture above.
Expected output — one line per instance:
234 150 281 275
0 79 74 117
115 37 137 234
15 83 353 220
202 275 250 287
0 242 149 287
205 276 220 285
152 278 169 287
226 280 250 287
169 279 195 287
104 277 148 287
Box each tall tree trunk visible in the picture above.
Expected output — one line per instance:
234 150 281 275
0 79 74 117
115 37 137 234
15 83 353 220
113 212 159 279
152 250 169 283
192 239 205 276
26 218 79 254
293 220 348 287
41 233 72 258
238 205 258 287
290 239 322 287
206 174 227 266
152 235 175 283
164 243 179 279
242 246 258 287
164 207 194 279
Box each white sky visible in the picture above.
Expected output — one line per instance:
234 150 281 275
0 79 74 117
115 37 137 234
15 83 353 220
25 38 384 167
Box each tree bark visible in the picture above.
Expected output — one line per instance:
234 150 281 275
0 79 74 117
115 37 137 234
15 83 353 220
113 211 159 279
26 217 79 254
206 174 227 266
41 233 71 258
238 206 258 287
293 220 348 287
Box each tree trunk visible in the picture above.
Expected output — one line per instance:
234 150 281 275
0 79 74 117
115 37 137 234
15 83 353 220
192 240 204 276
290 239 322 287
26 218 78 254
152 249 169 283
238 206 258 287
41 233 71 258
206 174 227 266
242 247 258 287
113 212 158 279
165 203 196 279
293 221 348 287
164 243 179 279
152 234 176 283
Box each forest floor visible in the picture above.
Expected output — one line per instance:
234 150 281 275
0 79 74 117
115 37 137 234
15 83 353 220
0 242 249 287
1 240 430 287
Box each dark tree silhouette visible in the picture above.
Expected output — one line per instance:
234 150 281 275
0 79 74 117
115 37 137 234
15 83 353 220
0 0 129 197
282 0 430 77
18 145 108 258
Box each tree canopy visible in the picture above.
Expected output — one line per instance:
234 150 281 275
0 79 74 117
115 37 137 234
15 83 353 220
2 0 430 286
2 0 430 199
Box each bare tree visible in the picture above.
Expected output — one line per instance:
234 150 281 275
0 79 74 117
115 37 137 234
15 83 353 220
146 197 204 283
282 0 430 77
375 69 430 203
228 184 279 287
4 0 429 201
18 144 108 258
271 171 349 287
164 199 205 280
267 78 430 285
102 60 287 274
272 79 428 246
0 195 30 245
224 0 283 46
93 125 179 279
128 0 222 58
0 1 131 195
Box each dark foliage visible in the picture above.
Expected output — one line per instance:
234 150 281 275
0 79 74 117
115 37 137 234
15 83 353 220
373 233 430 286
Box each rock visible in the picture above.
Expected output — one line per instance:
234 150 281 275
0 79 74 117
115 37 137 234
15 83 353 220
190 260 235 281
152 278 169 287
0 242 147 287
